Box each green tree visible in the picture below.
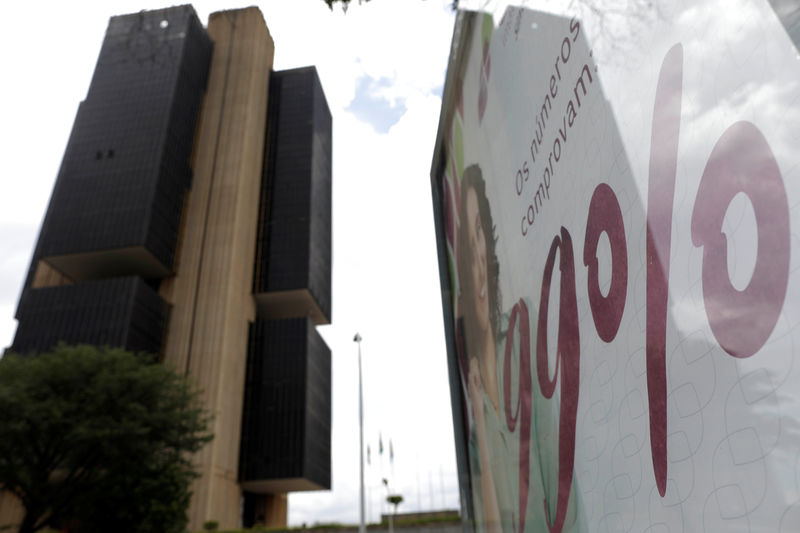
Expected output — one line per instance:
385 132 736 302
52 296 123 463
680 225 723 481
0 344 213 533
387 494 403 507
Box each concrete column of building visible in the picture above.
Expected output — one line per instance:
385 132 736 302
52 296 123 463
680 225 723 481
264 494 289 528
159 7 274 531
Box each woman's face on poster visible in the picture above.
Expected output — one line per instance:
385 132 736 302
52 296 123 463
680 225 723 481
465 187 491 336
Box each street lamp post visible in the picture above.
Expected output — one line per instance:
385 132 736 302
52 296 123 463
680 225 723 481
354 333 366 533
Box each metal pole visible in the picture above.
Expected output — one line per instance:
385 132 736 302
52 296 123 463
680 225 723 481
354 333 366 533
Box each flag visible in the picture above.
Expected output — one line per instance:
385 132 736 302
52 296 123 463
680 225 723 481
379 433 384 455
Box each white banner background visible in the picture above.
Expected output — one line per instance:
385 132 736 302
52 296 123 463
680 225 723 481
439 1 800 531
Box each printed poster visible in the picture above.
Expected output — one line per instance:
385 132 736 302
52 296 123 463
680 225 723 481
434 2 800 531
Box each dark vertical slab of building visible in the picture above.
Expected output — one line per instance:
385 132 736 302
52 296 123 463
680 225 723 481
308 73 333 326
242 65 333 528
29 5 212 283
11 5 212 355
12 277 167 356
239 318 332 494
254 67 332 325
302 320 333 487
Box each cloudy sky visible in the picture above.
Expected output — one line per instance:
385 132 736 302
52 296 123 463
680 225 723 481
0 0 460 526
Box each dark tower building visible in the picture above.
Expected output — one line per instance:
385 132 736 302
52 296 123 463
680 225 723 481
254 67 333 326
3 5 332 531
240 66 333 527
14 6 213 354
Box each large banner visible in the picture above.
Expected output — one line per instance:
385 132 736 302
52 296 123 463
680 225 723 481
432 2 800 531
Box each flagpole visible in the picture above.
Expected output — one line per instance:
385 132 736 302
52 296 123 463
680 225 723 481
354 333 366 533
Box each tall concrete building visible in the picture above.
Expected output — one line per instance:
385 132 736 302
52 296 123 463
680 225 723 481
2 5 332 530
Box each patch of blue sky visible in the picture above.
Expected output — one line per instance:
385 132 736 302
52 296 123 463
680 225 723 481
346 75 407 134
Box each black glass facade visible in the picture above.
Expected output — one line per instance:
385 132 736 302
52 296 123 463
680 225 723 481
12 277 167 355
240 318 332 491
32 6 212 281
254 67 332 324
12 5 211 356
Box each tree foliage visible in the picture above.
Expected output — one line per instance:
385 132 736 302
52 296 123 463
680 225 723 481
322 0 459 12
323 0 367 11
0 345 213 533
387 494 403 506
